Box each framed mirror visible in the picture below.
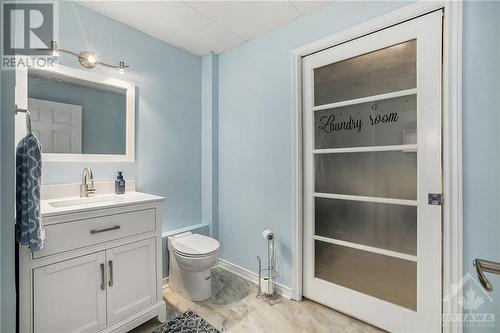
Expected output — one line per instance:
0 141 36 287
15 63 135 162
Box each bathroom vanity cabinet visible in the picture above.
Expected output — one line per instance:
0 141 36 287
18 193 166 333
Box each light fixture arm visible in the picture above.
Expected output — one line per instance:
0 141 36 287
48 41 129 73
58 48 79 57
98 61 129 69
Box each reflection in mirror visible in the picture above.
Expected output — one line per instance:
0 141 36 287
28 70 127 155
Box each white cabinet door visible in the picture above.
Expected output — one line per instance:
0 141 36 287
34 252 106 333
106 238 156 324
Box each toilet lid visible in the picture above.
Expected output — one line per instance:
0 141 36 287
172 234 220 256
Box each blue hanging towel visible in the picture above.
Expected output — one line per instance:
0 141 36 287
15 133 45 252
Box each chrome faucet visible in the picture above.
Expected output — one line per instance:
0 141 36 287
80 168 96 197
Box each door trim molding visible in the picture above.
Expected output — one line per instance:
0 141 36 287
290 2 463 333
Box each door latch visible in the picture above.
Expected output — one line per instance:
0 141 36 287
428 193 443 205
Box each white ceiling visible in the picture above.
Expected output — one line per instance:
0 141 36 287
79 1 332 56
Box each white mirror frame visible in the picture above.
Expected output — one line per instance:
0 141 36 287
15 62 135 162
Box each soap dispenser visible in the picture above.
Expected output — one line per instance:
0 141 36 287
115 171 125 194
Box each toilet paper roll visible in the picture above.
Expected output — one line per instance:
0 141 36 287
262 229 273 240
260 277 274 295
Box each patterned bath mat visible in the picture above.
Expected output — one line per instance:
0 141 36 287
153 310 219 333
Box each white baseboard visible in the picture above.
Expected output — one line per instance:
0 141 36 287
217 258 293 299
162 259 294 299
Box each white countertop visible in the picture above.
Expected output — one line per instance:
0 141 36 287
41 191 165 217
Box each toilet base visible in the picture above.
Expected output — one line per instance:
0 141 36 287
168 232 219 302
173 268 212 301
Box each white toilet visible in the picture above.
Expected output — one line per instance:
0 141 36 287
168 232 220 301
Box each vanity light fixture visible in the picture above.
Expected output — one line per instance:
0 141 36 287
48 41 129 73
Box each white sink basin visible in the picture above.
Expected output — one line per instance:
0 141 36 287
48 195 125 208
41 191 165 217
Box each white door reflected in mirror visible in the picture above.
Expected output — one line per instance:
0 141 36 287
28 98 82 154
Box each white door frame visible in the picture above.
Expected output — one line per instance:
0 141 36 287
290 2 463 333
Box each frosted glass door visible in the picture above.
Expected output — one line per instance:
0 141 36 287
302 11 442 333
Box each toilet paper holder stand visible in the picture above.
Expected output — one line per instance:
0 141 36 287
256 230 281 304
256 257 280 304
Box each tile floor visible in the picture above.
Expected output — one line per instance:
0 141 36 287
130 267 383 333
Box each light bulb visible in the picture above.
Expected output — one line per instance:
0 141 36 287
77 51 98 69
87 54 96 64
118 61 125 74
51 41 59 58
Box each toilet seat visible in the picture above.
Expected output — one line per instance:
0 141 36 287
173 248 218 258
171 233 220 257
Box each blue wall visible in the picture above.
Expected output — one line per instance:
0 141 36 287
29 74 126 155
217 1 409 288
463 1 500 331
44 1 202 232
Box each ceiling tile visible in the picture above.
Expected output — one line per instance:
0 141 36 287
289 0 332 15
185 1 300 41
79 1 214 50
79 0 334 56
184 24 244 56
